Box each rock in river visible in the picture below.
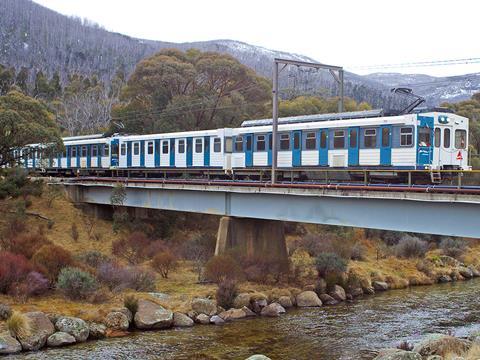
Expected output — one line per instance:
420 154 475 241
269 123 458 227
413 334 470 357
277 296 293 308
0 332 22 355
55 316 89 342
296 291 322 307
195 314 210 325
105 311 130 331
329 285 346 302
219 308 247 321
47 332 76 347
173 312 194 327
260 303 285 317
134 299 173 330
18 311 55 351
319 294 338 305
373 348 422 360
373 281 389 291
88 322 106 340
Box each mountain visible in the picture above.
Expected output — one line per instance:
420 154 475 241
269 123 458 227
0 0 471 109
364 72 480 105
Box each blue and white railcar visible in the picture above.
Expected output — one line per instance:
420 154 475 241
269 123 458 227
231 110 469 171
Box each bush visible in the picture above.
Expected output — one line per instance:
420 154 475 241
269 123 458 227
394 235 428 258
32 245 73 282
151 251 178 278
44 184 63 208
56 267 98 300
7 311 31 339
124 294 139 316
0 251 33 293
70 222 79 242
112 232 150 264
97 261 156 292
215 279 238 309
6 232 51 259
439 237 467 258
9 271 49 300
77 250 110 268
296 233 355 260
350 242 367 261
181 233 216 281
242 256 290 284
204 255 243 283
315 253 348 278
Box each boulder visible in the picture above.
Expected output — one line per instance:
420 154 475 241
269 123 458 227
469 266 480 277
88 322 106 340
251 297 268 314
191 298 217 316
277 296 293 308
233 293 252 309
363 286 375 295
0 332 22 355
319 294 338 305
195 314 210 325
413 334 470 357
373 348 422 360
219 308 247 321
210 315 225 325
329 285 346 302
373 281 389 291
242 306 257 317
303 284 316 292
0 304 12 320
110 307 133 323
459 267 473 279
19 311 55 351
426 356 443 360
187 310 198 319
47 332 76 347
105 311 130 331
46 313 63 325
439 255 461 267
260 303 285 317
134 300 173 330
351 287 364 297
437 275 452 283
245 355 271 360
55 317 90 342
173 312 194 327
296 291 322 307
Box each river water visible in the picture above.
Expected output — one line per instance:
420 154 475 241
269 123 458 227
12 280 480 360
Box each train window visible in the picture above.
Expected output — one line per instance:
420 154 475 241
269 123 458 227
364 128 376 148
434 128 441 148
305 132 316 150
455 129 466 149
269 134 272 150
81 146 87 157
333 130 345 149
178 139 185 153
350 129 357 148
382 128 390 147
418 128 430 147
162 141 169 154
213 138 221 152
120 144 126 156
320 131 327 149
111 143 118 156
256 135 266 151
444 128 451 148
71 146 77 158
235 136 243 152
400 127 413 146
133 142 140 155
280 133 290 150
246 136 252 151
147 141 154 155
293 132 300 150
195 139 202 153
104 144 109 156
92 145 98 157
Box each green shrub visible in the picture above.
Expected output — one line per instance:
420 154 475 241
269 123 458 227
56 267 97 300
394 235 428 258
215 279 238 310
315 253 347 278
77 250 110 268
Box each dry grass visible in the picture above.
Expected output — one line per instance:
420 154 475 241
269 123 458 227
7 311 31 339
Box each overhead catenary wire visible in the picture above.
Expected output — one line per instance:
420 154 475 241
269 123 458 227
347 57 480 71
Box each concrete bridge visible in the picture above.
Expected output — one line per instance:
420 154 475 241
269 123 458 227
63 178 480 260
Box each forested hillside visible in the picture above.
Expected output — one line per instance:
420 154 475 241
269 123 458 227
0 0 406 110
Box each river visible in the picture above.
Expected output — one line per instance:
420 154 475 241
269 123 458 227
12 279 480 360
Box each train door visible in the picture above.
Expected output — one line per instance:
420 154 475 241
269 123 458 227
186 137 193 167
292 130 302 167
110 139 119 167
417 116 434 168
348 127 359 166
267 133 272 166
144 140 155 167
204 136 210 167
245 133 253 167
319 129 328 166
380 125 392 166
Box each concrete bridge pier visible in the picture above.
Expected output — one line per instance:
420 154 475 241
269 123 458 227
215 216 288 261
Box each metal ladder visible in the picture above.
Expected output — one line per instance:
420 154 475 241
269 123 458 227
430 170 442 184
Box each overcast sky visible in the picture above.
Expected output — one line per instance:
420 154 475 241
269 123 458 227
33 0 480 77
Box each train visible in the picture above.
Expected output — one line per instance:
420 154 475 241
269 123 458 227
18 107 470 183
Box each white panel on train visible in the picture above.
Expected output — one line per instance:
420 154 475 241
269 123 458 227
192 137 204 167
253 152 268 166
132 141 141 167
329 150 348 167
119 143 127 168
301 151 318 166
160 140 170 166
176 139 187 167
391 148 416 166
359 149 380 166
210 137 223 167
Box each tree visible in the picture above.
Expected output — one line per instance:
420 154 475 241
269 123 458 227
152 251 178 279
0 91 63 167
113 49 271 134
